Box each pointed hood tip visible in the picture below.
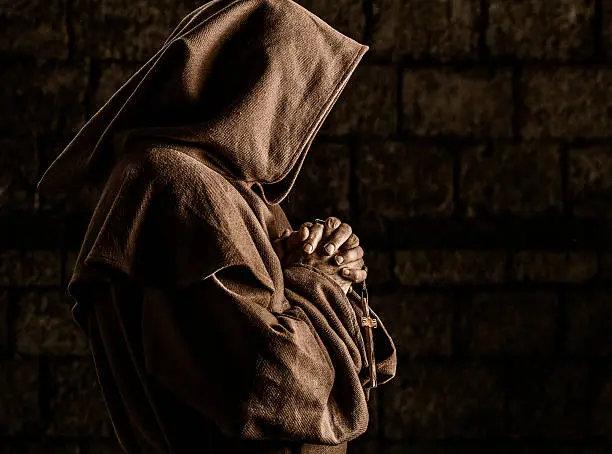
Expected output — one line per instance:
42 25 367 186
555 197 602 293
36 0 370 204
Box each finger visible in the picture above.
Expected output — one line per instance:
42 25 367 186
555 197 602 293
303 222 324 254
339 233 359 251
333 246 364 265
340 267 367 283
300 222 312 241
322 222 352 256
322 216 341 240
280 228 291 239
286 229 307 252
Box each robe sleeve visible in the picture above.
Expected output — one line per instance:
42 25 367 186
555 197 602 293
140 259 379 446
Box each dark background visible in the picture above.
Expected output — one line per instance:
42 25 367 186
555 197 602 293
1 0 611 453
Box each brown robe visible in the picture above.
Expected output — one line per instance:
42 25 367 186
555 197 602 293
36 0 397 452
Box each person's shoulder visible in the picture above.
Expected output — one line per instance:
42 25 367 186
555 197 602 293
120 145 239 218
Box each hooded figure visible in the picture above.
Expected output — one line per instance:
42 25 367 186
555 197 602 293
37 0 397 452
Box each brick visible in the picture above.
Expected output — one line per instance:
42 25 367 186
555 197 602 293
402 69 513 137
457 292 557 356
323 65 397 136
0 0 69 59
568 145 612 218
0 138 39 213
346 439 378 454
87 440 124 454
601 252 612 281
460 142 562 216
72 0 200 61
387 444 445 454
374 291 453 358
566 290 612 356
14 290 89 356
507 362 588 439
356 142 453 218
0 358 40 435
0 60 88 136
593 367 612 437
9 442 80 454
361 250 392 285
394 250 506 285
488 0 595 59
282 142 351 222
93 62 141 112
296 0 364 43
0 250 61 287
0 292 6 353
0 250 22 285
521 69 612 138
47 359 112 436
511 251 597 283
382 363 504 439
602 0 612 58
21 250 62 286
370 0 480 61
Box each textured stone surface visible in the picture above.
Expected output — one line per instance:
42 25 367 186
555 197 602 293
356 141 453 219
511 251 597 282
361 250 392 285
0 250 61 286
458 292 557 356
460 142 562 216
47 360 112 436
506 363 588 439
593 367 612 437
0 292 7 353
93 62 141 112
8 442 81 454
521 69 612 138
0 60 88 136
0 0 68 59
602 0 612 59
0 358 40 435
87 439 124 454
488 0 595 59
14 290 89 356
374 291 453 358
296 0 364 43
371 0 480 60
282 142 351 223
323 65 397 136
568 145 612 217
73 0 200 61
402 69 513 137
382 363 504 439
565 290 612 356
394 251 506 285
0 138 39 213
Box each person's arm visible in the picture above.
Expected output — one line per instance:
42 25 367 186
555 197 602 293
140 261 371 446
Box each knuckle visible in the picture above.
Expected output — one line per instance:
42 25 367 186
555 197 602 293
339 222 352 235
326 216 341 229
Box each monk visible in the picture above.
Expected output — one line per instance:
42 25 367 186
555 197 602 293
36 0 397 452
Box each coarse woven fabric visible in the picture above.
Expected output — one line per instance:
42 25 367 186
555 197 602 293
37 0 398 452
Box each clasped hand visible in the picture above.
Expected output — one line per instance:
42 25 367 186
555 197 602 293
272 217 367 295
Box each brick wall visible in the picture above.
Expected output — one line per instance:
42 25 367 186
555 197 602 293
1 0 611 453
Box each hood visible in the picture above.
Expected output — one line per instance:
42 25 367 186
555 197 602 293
36 0 368 205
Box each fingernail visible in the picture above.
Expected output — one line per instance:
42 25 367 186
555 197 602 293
303 243 313 253
335 255 344 265
342 268 350 276
324 244 335 255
